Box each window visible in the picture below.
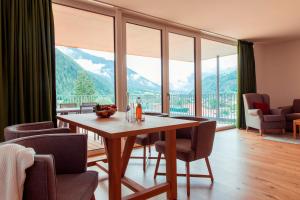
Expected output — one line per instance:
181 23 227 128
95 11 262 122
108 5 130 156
53 4 115 106
201 39 237 127
126 23 162 112
169 33 195 116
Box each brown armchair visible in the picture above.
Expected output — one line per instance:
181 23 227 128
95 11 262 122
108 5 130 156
4 121 71 141
280 99 300 131
154 116 216 196
3 134 98 200
243 93 285 135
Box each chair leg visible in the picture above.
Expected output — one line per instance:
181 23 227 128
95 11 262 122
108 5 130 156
154 152 162 179
246 126 249 133
186 162 190 197
148 145 151 156
259 129 263 136
143 146 146 172
205 157 214 183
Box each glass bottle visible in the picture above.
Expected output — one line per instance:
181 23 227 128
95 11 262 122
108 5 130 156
135 97 142 121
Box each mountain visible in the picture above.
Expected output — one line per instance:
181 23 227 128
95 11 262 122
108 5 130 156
55 47 161 96
202 70 237 94
56 46 237 97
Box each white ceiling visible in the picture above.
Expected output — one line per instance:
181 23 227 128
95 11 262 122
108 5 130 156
98 0 300 42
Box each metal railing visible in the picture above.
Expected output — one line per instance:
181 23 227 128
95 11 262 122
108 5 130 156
57 93 237 125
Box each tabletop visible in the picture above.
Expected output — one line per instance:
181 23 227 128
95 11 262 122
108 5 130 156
57 112 199 139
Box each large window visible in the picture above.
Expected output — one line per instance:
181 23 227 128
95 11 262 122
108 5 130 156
126 23 162 112
169 33 195 116
201 39 237 127
53 4 115 106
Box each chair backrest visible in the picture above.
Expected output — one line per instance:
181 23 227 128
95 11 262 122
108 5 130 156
171 116 208 139
80 102 97 114
243 93 270 110
143 112 169 117
192 120 216 159
59 103 77 108
293 99 300 113
4 121 54 141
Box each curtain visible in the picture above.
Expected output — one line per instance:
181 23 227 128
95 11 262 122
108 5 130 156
237 40 257 129
0 0 56 141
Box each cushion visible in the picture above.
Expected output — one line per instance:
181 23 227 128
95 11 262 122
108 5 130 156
57 171 98 200
263 115 284 122
155 139 195 162
286 113 300 121
253 102 270 115
293 99 300 113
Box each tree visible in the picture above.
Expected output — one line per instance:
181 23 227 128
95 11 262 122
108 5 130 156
73 71 96 95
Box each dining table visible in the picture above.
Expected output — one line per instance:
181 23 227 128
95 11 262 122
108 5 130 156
56 107 81 114
57 112 199 200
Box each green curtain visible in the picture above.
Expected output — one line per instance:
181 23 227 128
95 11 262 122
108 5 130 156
237 40 257 129
0 0 56 141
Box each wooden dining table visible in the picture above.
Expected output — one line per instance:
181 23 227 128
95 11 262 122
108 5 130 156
57 112 198 200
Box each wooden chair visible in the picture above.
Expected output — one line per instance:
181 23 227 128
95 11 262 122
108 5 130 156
131 112 168 172
153 116 216 196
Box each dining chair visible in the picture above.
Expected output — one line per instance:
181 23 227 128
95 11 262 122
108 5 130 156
3 134 98 200
80 102 99 141
153 116 216 196
132 112 168 172
58 103 78 127
4 121 71 141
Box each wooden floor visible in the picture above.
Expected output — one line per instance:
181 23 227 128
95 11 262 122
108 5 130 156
88 129 300 200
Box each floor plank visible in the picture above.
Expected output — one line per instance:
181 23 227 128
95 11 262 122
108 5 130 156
89 129 300 200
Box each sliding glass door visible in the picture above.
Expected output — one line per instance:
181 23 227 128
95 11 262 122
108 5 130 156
169 33 195 116
201 39 237 127
126 23 162 112
53 4 116 154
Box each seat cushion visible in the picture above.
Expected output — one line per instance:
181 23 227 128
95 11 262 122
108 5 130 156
155 139 195 162
286 113 300 121
57 171 98 200
253 102 270 115
263 115 284 122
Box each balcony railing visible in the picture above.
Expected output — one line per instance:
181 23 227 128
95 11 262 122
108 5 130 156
57 93 237 126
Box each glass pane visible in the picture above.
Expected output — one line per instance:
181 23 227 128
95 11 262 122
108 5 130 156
201 39 237 127
126 23 162 112
169 33 195 116
53 4 115 151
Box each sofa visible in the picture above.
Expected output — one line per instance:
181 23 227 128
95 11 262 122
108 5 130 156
280 99 300 131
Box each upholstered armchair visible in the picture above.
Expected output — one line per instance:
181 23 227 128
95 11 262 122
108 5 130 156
4 121 70 141
243 93 285 135
154 116 216 196
280 99 300 131
3 134 98 200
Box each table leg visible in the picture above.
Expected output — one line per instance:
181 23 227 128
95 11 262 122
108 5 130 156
165 129 177 200
69 123 77 133
293 121 297 139
104 138 122 200
121 136 136 177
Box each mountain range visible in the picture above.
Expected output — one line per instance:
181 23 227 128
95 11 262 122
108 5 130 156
55 47 237 96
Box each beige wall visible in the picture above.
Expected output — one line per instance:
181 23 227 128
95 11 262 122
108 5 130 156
254 40 300 107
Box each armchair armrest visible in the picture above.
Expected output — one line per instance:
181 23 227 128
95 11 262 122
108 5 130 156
15 127 71 138
248 109 263 118
8 134 87 174
270 108 284 115
279 105 293 115
23 155 56 200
